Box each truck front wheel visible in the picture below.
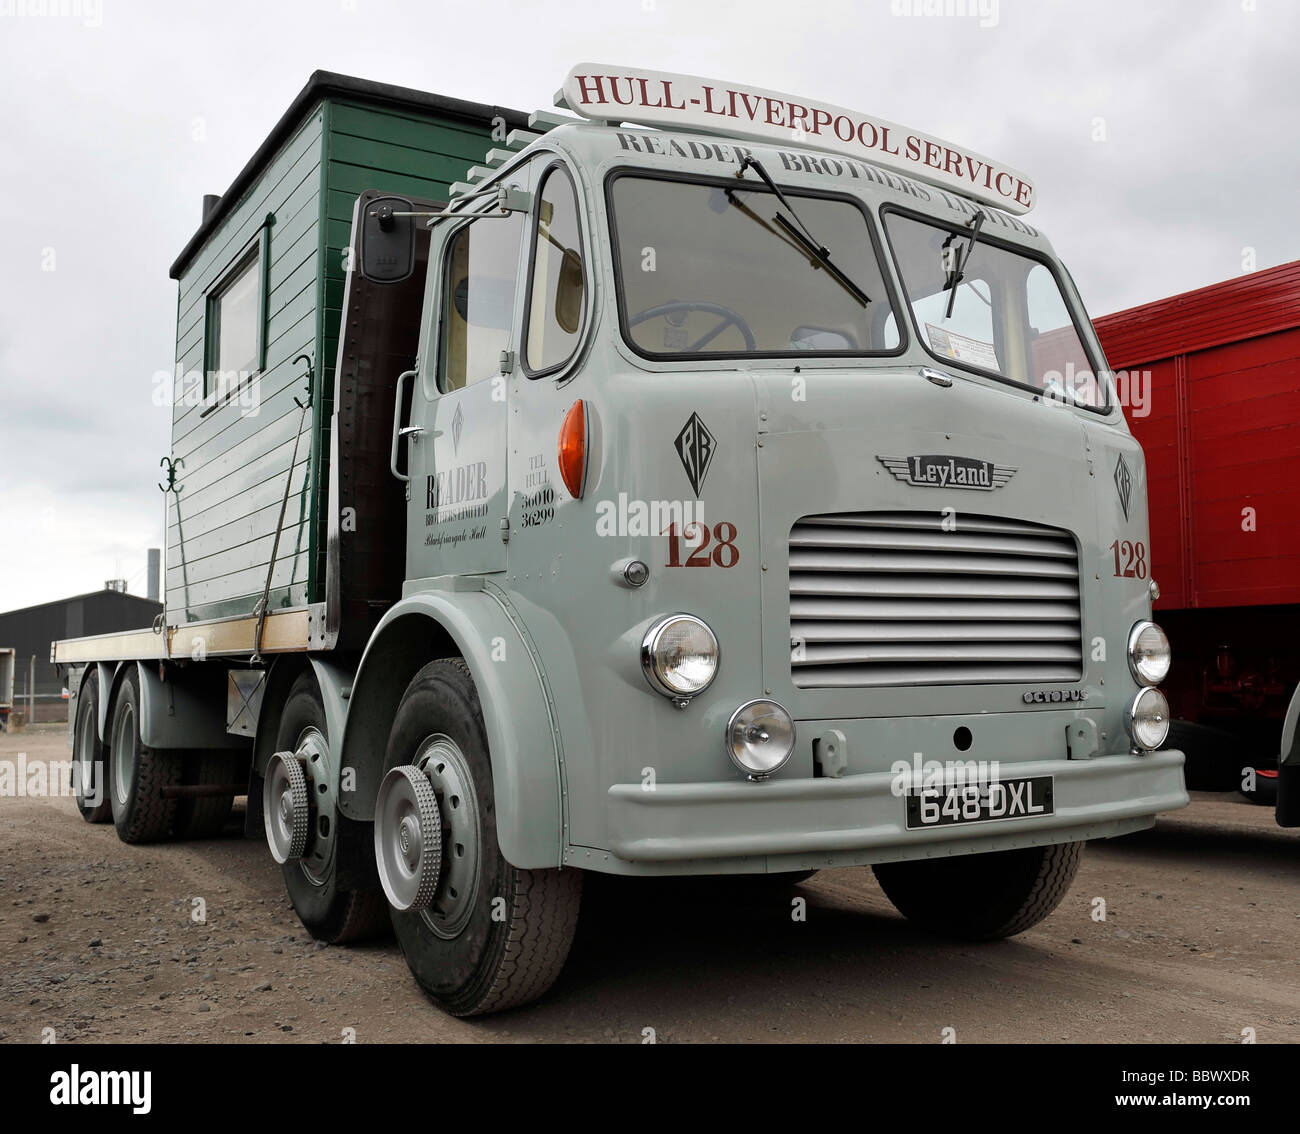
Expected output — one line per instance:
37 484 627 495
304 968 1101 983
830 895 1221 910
873 840 1083 940
379 658 582 1016
273 673 388 943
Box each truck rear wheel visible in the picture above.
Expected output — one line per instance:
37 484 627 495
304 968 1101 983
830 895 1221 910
379 658 582 1016
108 668 181 844
73 671 111 823
873 840 1083 941
273 673 388 943
174 751 244 838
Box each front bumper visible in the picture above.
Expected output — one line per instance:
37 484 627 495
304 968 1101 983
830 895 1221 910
578 750 1187 875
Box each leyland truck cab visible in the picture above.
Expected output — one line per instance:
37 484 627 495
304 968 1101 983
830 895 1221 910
55 66 1187 1016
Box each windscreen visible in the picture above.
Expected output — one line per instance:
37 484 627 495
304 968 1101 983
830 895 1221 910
884 212 1108 409
609 174 900 358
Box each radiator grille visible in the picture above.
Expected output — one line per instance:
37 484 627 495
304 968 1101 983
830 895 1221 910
788 511 1083 688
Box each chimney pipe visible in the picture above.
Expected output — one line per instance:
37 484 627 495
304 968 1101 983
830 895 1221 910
202 194 221 222
147 548 161 603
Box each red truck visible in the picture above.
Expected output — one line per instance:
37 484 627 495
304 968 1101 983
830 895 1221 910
1093 260 1300 825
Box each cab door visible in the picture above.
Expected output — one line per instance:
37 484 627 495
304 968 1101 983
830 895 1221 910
403 189 531 581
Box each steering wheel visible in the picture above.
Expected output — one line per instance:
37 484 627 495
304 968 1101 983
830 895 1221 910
628 300 757 352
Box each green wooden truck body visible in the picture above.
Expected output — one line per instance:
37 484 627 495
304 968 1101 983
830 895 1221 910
165 73 527 627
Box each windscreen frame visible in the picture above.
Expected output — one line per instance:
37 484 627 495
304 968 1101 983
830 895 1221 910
880 203 1113 414
604 166 909 363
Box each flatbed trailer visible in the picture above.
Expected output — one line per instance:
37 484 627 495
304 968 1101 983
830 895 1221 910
54 64 1187 1015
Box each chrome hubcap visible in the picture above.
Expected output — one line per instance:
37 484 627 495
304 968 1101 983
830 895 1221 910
375 764 443 912
111 702 134 808
413 734 481 939
264 749 310 864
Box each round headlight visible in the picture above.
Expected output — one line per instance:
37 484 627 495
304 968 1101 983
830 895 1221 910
726 699 796 779
1126 686 1170 751
1128 621 1171 686
641 614 719 700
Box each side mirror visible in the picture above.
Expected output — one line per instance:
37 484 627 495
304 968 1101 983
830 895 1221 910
359 195 417 283
554 248 584 334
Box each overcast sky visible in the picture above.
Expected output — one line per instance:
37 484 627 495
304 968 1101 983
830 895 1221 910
0 0 1296 612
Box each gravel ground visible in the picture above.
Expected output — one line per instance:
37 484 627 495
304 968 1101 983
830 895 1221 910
1 722 1297 1044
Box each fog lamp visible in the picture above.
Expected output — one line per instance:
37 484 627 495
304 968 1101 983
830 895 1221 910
726 699 795 779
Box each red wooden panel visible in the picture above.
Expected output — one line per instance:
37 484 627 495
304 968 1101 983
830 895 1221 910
1126 358 1184 609
1094 260 1300 368
1185 327 1300 380
1097 263 1300 612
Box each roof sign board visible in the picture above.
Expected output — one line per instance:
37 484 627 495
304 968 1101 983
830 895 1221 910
559 63 1035 215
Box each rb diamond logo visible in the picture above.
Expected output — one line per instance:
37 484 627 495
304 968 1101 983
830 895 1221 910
1114 453 1132 520
451 403 463 453
674 413 716 496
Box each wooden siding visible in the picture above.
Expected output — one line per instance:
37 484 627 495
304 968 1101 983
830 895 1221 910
167 110 324 624
313 100 500 594
1095 264 1300 611
165 95 500 627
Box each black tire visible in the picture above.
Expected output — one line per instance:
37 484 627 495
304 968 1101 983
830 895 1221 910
1277 762 1300 827
108 668 180 844
73 672 112 823
384 658 582 1016
1171 719 1245 792
276 672 388 943
1239 769 1278 806
873 840 1083 941
174 750 245 838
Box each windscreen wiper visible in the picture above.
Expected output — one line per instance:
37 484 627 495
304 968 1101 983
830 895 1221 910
941 211 986 320
734 154 870 307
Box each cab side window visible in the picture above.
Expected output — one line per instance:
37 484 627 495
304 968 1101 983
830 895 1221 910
525 166 586 375
440 209 526 392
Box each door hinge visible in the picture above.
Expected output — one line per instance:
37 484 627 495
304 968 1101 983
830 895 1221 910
499 350 515 374
499 517 511 543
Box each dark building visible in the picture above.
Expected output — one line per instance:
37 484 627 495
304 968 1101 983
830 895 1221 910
0 589 163 722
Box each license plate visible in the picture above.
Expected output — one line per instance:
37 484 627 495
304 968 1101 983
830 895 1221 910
904 776 1054 829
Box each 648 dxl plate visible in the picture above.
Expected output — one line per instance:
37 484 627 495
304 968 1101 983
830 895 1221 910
905 776 1054 830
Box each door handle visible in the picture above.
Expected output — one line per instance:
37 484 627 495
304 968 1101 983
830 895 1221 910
390 368 418 482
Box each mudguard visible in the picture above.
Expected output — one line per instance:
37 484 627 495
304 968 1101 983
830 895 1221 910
338 581 565 869
1277 682 1300 827
307 656 353 764
1281 682 1300 770
136 662 247 749
94 662 115 741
